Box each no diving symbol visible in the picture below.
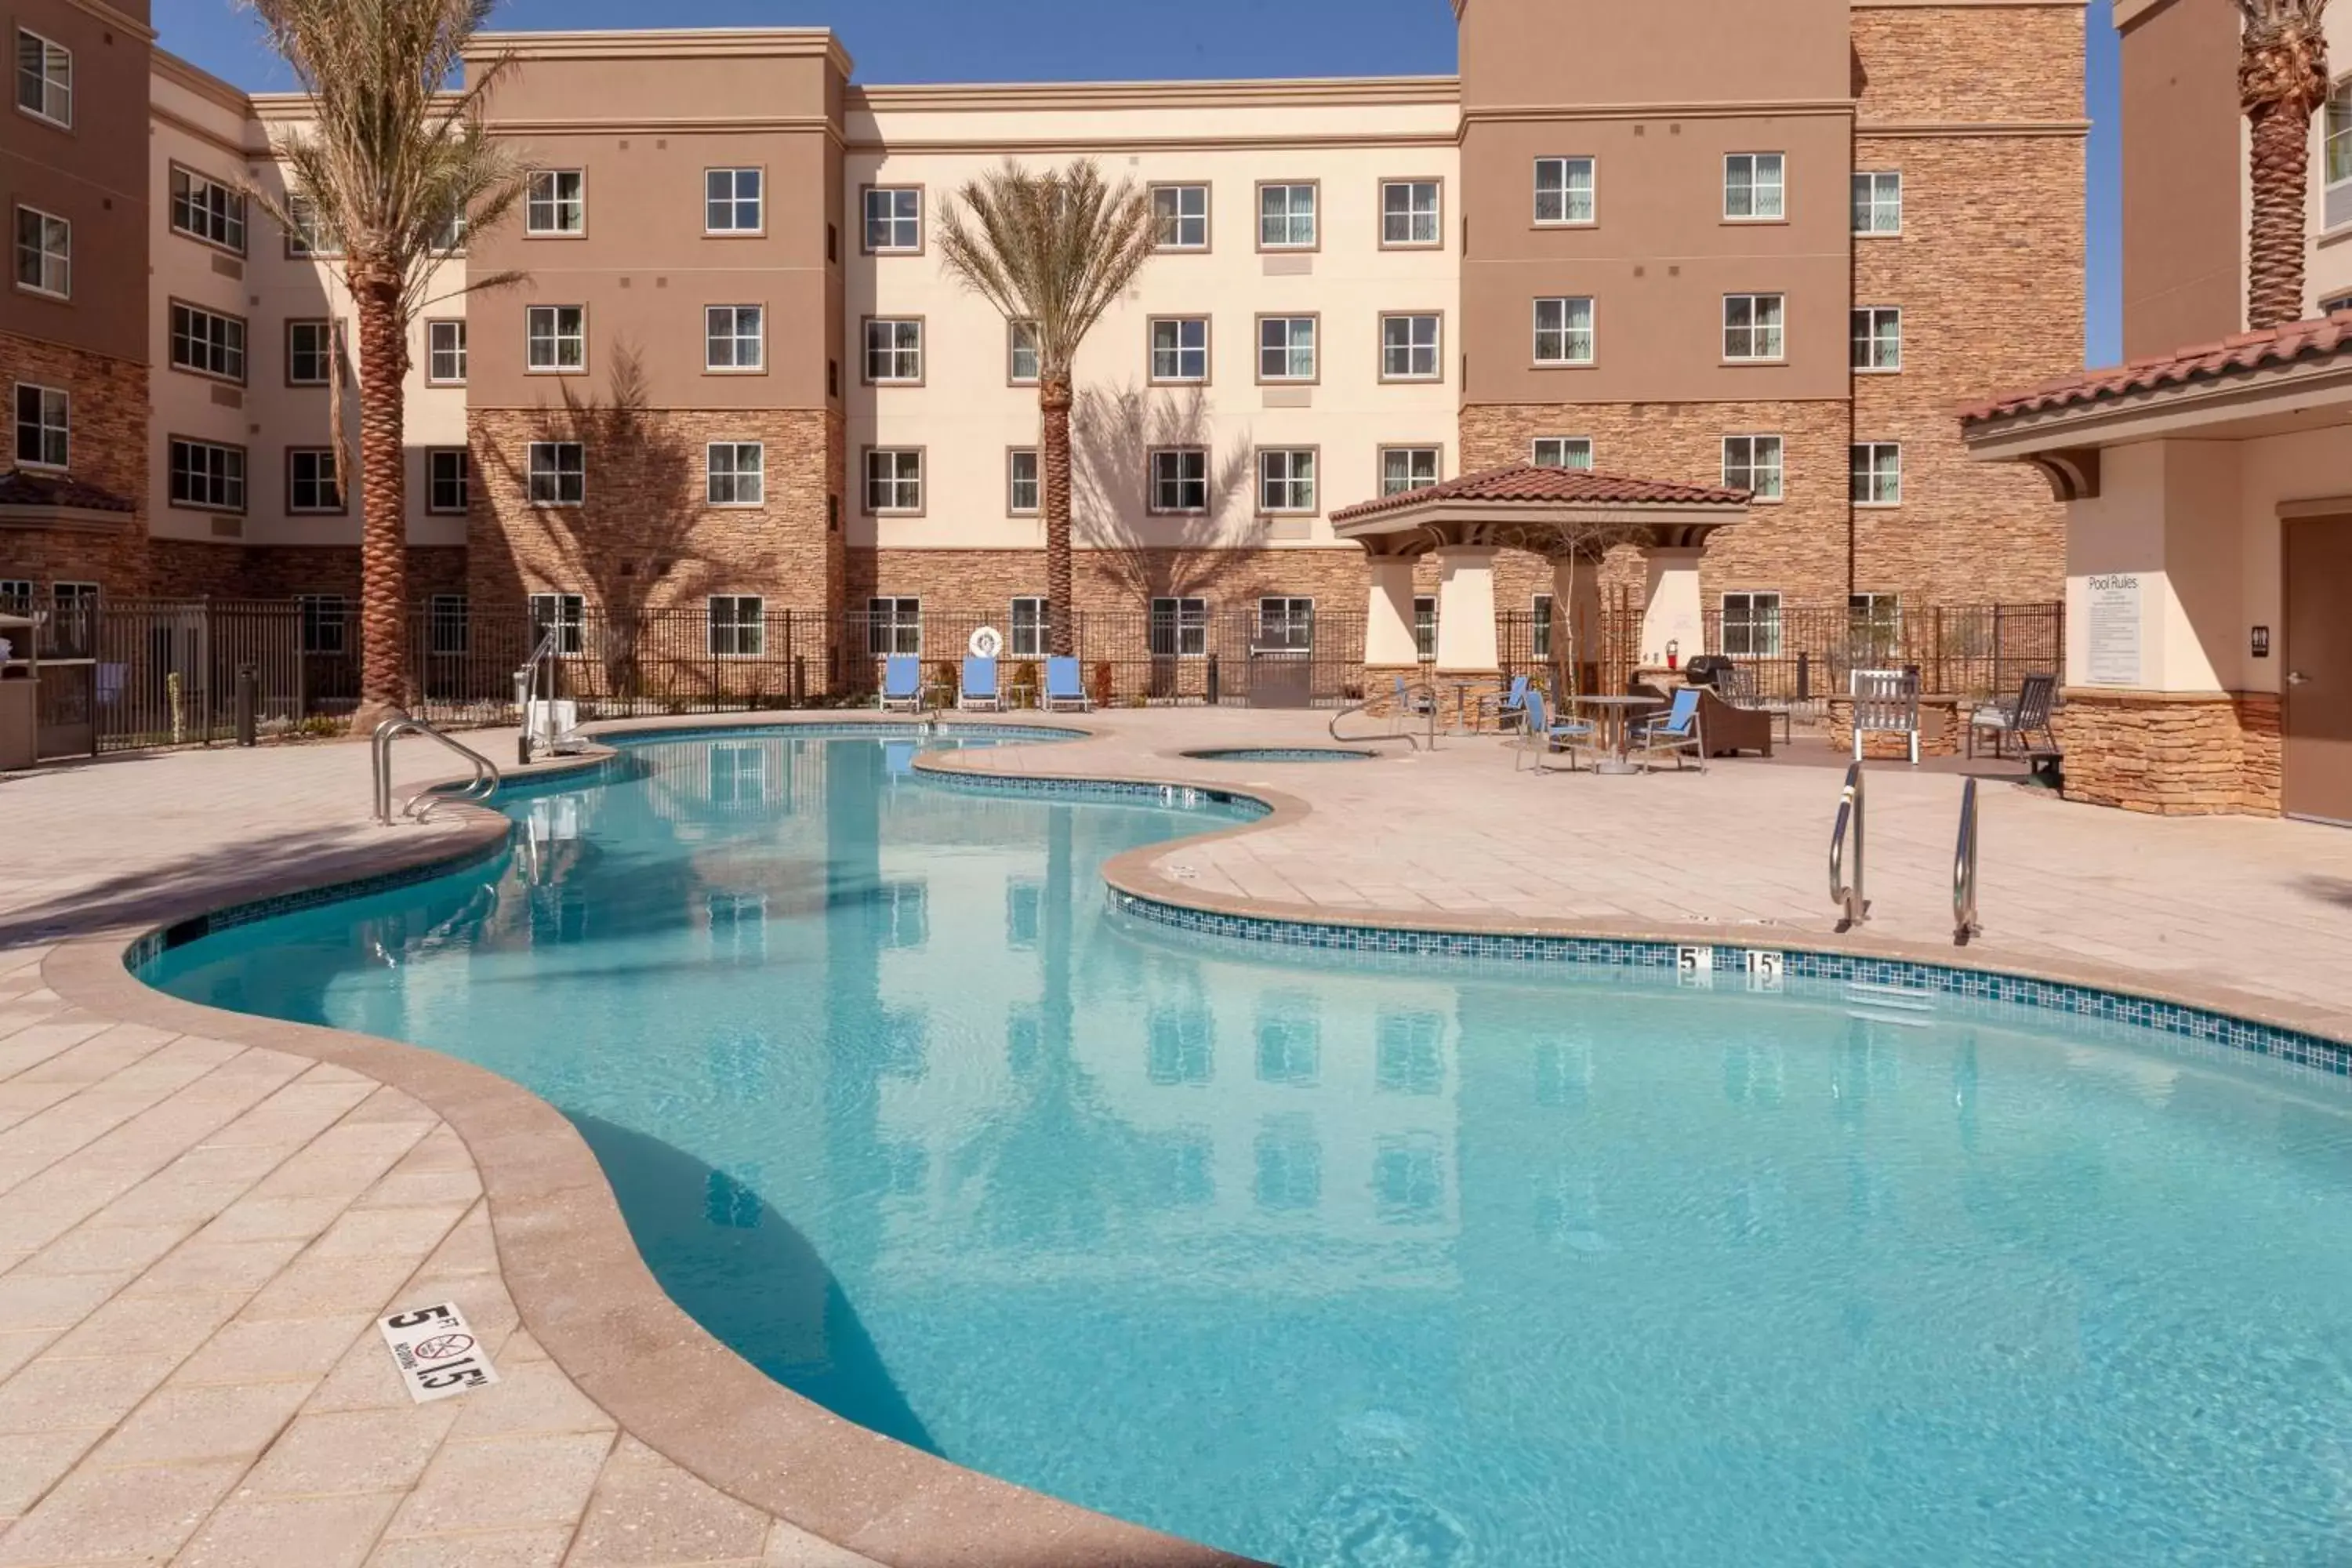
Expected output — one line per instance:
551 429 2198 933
412 1334 474 1362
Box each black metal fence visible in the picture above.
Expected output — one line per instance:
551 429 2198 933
1698 602 2063 714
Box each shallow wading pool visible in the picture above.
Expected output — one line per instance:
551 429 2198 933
140 730 2352 1566
1180 746 1378 764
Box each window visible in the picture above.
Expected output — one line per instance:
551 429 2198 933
1533 296 1595 365
287 448 343 513
1258 448 1316 514
1149 597 1208 658
1380 313 1441 380
1258 315 1316 381
867 597 921 655
864 448 922 513
1149 317 1208 383
1851 307 1901 372
14 206 67 297
1721 434 1784 500
426 448 468 514
427 593 468 656
1007 319 1039 384
16 29 70 126
705 167 762 233
13 383 66 469
863 187 921 252
863 318 922 383
525 305 585 372
2323 290 2352 316
1256 1000 1319 1085
1149 448 1207 514
1380 446 1439 495
2331 81 2352 187
526 170 585 235
706 441 764 506
1010 596 1049 658
1724 153 1784 220
529 592 585 655
1534 157 1596 224
1257 596 1314 652
1532 436 1593 470
169 303 246 382
1849 592 1901 660
1722 293 1784 361
1413 595 1436 661
298 594 347 655
1258 182 1316 249
1850 441 1902 506
1381 180 1441 247
429 207 466 253
169 437 245 511
1149 1007 1214 1086
1151 183 1208 250
1376 1011 1445 1094
0 580 30 614
426 320 466 384
287 320 337 386
1852 170 1901 234
1007 448 1039 515
527 441 584 506
708 595 764 656
705 305 763 372
1532 593 1554 659
282 196 336 257
1720 592 1783 657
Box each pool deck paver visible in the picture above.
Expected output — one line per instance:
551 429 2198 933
2 708 2350 1565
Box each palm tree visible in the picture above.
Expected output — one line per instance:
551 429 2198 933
245 0 528 731
2237 0 2334 328
937 161 1157 655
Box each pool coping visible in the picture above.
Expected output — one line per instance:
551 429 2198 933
37 709 2352 1568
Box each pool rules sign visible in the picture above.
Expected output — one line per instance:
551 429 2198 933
378 1302 501 1403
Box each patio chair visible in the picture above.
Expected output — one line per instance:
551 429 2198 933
959 655 1001 712
1714 664 1793 747
1475 674 1533 732
878 654 922 713
1631 687 1707 772
1850 669 1920 765
1968 671 2056 760
1513 690 1598 773
1042 655 1092 713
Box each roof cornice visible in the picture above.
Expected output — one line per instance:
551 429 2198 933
851 76 1458 114
151 47 253 118
466 27 851 75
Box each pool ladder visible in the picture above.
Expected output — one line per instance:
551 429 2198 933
1827 765 1984 946
1953 775 1981 946
372 717 501 826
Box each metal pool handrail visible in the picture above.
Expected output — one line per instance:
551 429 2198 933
1830 760 1868 931
1328 681 1435 750
373 716 501 826
1953 775 1980 946
514 627 561 762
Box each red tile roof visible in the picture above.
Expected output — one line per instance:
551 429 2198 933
1958 309 2352 426
0 468 135 514
1331 463 1749 525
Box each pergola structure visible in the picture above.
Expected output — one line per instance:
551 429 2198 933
1329 464 1750 699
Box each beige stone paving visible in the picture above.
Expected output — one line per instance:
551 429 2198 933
2 710 2350 1564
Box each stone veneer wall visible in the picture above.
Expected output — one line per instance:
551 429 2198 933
0 336 149 595
2053 690 2284 816
147 543 470 601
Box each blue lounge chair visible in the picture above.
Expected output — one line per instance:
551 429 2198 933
959 655 1001 711
879 654 922 713
1043 655 1091 712
1632 687 1707 772
1476 673 1532 732
1514 690 1597 772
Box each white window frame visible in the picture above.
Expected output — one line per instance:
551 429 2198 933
426 448 468 515
2330 81 2352 190
1258 315 1316 382
1009 596 1050 658
1850 441 1903 507
427 592 468 655
298 593 347 655
867 596 921 656
15 28 71 128
528 592 586 655
864 448 923 514
169 302 247 383
1533 296 1595 365
1413 595 1437 662
1722 293 1785 362
282 196 339 259
1007 448 1040 515
169 437 246 513
526 170 586 236
287 319 338 387
525 305 586 373
169 165 246 253
1723 152 1785 221
527 441 585 507
1533 156 1596 225
1149 317 1208 383
1851 307 1901 372
705 304 764 372
426 320 466 385
13 383 66 470
1379 445 1440 496
706 441 764 507
1379 313 1442 381
1149 596 1209 659
1721 434 1784 502
1532 436 1594 470
1380 179 1441 247
1007 319 1040 385
1719 591 1784 657
707 594 765 656
1256 596 1315 652
1150 183 1209 251
1257 448 1316 515
862 187 922 253
13 205 67 298
1531 593 1555 659
1852 170 1902 235
863 318 923 384
704 167 763 234
1258 182 1317 249
286 447 343 514
1149 448 1209 514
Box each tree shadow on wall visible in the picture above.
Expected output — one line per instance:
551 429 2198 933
1069 381 1257 611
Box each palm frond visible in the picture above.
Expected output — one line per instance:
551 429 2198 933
936 159 1157 378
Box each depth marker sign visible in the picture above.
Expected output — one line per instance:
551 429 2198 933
378 1301 500 1403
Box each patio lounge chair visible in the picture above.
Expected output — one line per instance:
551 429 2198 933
1968 671 2056 760
1513 690 1598 773
1475 673 1533 732
1851 669 1919 764
879 654 922 713
1632 687 1707 772
1712 665 1792 747
959 655 1001 712
1043 655 1092 712
1690 685 1773 757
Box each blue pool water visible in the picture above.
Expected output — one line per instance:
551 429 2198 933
143 731 2352 1566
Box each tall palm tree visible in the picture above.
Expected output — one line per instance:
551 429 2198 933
245 0 528 731
938 161 1157 655
2238 0 2334 328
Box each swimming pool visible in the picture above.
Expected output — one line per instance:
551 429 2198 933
142 730 2352 1566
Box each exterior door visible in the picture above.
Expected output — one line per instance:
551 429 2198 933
2283 515 2352 823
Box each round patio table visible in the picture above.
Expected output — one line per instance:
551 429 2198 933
1564 693 1664 775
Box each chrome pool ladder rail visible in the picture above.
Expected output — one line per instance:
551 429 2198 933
1953 773 1981 946
1829 760 1868 930
372 716 502 826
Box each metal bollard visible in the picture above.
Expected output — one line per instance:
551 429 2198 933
234 664 258 747
1205 653 1221 706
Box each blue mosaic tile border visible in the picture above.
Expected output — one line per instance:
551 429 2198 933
1107 889 2352 1079
596 720 1084 749
916 768 1272 821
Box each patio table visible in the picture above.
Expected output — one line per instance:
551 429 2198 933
1565 693 1663 775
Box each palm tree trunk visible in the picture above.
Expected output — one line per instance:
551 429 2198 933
349 267 411 732
2246 91 2314 328
1040 376 1075 657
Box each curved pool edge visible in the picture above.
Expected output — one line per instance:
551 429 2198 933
58 713 2352 1566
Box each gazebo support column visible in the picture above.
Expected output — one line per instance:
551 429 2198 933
1639 547 1706 669
1362 556 1423 714
1433 545 1504 729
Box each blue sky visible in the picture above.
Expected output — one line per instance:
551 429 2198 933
158 0 2125 366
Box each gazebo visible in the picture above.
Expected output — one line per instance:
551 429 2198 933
1329 463 1750 710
